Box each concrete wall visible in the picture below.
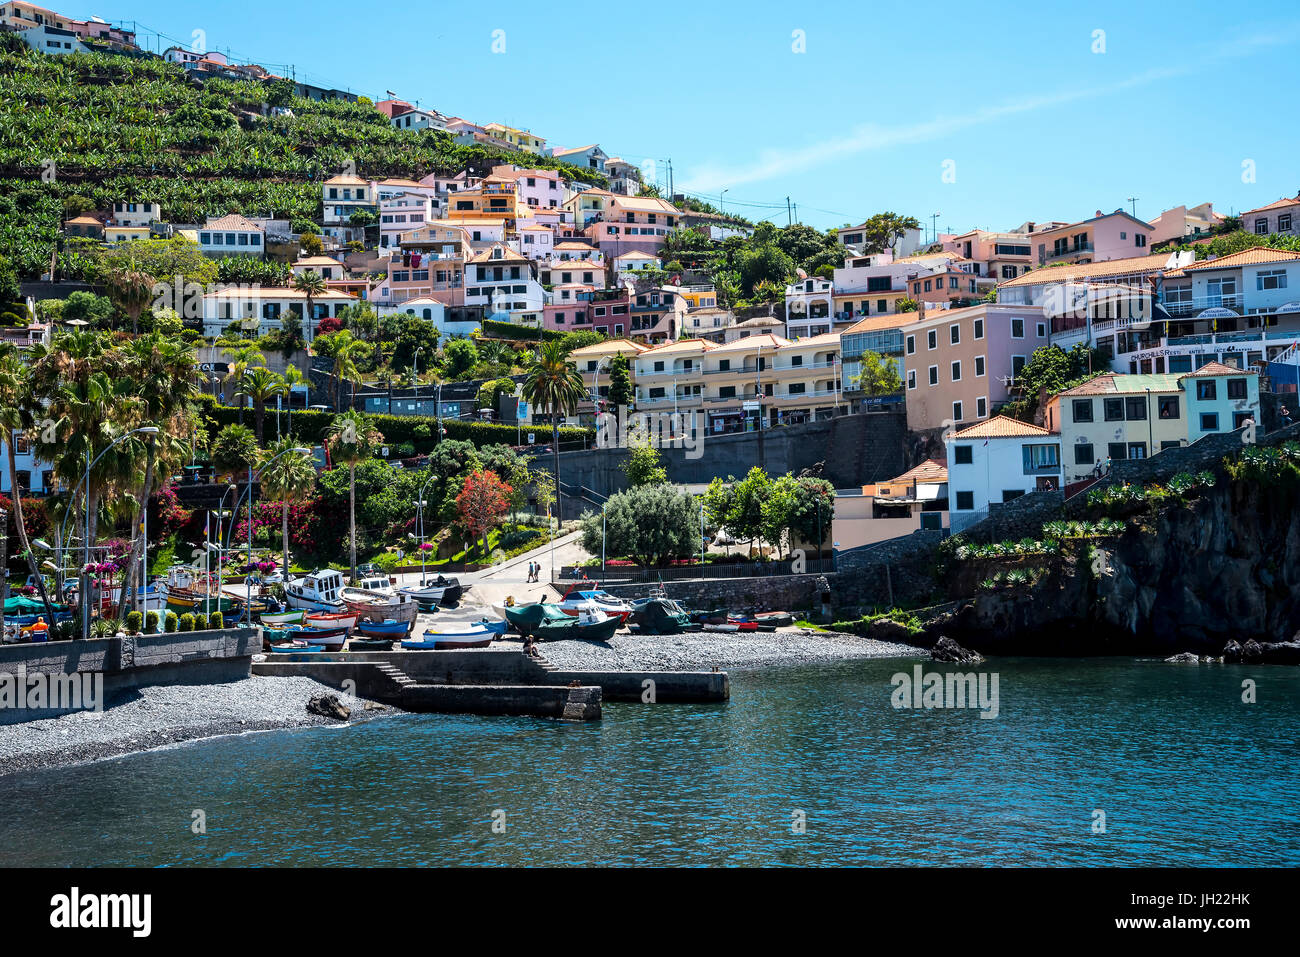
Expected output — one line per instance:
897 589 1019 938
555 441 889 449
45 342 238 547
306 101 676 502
546 411 907 515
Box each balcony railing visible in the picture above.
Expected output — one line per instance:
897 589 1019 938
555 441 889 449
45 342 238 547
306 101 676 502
1162 294 1243 317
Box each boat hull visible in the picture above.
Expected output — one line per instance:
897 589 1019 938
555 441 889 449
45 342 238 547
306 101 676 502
533 615 621 642
356 619 409 637
261 610 306 627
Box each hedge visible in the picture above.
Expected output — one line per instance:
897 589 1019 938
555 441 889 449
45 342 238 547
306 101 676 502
480 319 565 342
193 394 593 450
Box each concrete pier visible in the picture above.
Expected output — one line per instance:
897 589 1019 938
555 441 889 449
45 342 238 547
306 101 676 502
251 647 728 719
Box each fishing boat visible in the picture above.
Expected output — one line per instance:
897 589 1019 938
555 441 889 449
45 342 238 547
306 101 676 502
340 586 418 626
532 607 621 643
304 611 357 633
355 618 409 638
261 609 306 627
556 586 634 624
268 642 326 655
499 601 571 635
296 626 348 651
701 620 759 633
285 569 347 612
629 597 693 635
731 611 793 629
397 574 463 605
404 622 497 650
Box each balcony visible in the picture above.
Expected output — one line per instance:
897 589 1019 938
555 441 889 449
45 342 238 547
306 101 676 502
1162 294 1243 318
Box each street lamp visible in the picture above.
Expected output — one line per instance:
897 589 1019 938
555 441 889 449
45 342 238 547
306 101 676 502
62 425 160 638
228 447 311 623
415 471 438 585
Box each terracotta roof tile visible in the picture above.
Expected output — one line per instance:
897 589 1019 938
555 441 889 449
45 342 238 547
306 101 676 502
1180 247 1300 271
950 415 1055 439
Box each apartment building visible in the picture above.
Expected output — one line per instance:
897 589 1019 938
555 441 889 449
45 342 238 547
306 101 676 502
379 192 433 250
900 303 1047 432
1148 202 1222 246
110 201 161 229
464 243 544 318
1240 194 1300 237
1029 210 1154 266
568 338 647 424
201 287 358 339
1044 365 1260 484
581 194 681 258
549 145 607 172
321 174 376 243
942 229 1035 280
633 333 844 433
483 123 547 154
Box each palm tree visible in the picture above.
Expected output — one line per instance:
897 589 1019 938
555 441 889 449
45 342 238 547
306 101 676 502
324 410 382 580
521 340 586 525
0 344 57 623
258 438 316 580
105 256 156 334
280 362 305 436
237 366 285 444
316 331 367 411
222 342 265 412
293 270 327 344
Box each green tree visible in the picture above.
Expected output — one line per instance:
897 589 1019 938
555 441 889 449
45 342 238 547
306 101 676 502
857 212 923 254
855 351 903 396
608 352 633 418
442 338 479 379
624 443 668 487
292 270 327 342
211 423 258 480
105 256 156 334
579 483 697 567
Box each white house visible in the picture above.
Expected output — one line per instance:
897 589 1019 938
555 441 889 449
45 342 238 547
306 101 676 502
517 223 555 260
945 415 1062 533
198 214 265 257
548 144 608 172
291 256 346 280
111 201 161 228
379 193 434 250
464 243 545 318
201 287 358 340
20 23 90 54
321 174 377 243
614 250 661 278
390 107 447 131
376 298 480 339
0 430 54 495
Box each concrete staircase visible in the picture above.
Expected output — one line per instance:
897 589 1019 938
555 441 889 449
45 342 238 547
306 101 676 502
531 651 559 674
373 661 418 697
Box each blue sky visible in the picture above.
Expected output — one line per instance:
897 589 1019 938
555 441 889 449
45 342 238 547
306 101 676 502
104 0 1299 234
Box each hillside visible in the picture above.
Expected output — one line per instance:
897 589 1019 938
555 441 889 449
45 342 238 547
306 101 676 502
0 44 607 279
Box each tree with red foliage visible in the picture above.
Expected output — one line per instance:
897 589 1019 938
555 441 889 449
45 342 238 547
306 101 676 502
317 315 343 336
455 469 513 559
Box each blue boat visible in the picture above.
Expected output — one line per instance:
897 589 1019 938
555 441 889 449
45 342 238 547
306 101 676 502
268 643 326 655
356 618 409 637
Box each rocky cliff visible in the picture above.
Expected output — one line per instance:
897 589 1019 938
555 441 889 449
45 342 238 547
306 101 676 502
932 478 1300 655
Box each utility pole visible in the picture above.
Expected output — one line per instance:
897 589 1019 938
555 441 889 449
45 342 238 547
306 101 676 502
667 158 673 199
787 197 792 226
1127 196 1139 217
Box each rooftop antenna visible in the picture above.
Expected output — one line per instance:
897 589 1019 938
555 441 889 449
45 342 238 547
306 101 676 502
1127 196 1139 217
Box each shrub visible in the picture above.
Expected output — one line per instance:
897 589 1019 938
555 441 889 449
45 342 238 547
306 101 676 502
211 611 224 629
145 610 159 633
124 610 142 634
194 613 209 630
165 610 178 633
178 612 195 632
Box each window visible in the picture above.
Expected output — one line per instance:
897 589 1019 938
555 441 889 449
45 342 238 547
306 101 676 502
974 318 984 340
1107 442 1127 461
653 361 665 372
1074 443 1095 465
1011 317 1024 338
1161 440 1181 451
950 324 960 345
951 360 961 381
927 330 937 350
1257 270 1288 291
1002 490 1025 503
976 396 987 417
1012 355 1027 377
1023 444 1059 471
1158 395 1180 419
1036 322 1046 338
1255 217 1269 235
1072 399 1094 422
1125 396 1147 420
954 445 973 464
952 400 963 421
1227 378 1248 399
975 355 986 377
1196 380 1217 400
719 359 730 372
928 365 938 386
1280 214 1293 232
1104 397 1124 421
1127 443 1147 460
719 386 736 399
1234 411 1253 429
1135 234 1147 248
1200 412 1219 431
788 383 806 395
906 335 915 355
955 491 974 510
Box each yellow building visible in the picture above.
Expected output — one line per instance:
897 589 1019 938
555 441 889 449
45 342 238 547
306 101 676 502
484 123 547 154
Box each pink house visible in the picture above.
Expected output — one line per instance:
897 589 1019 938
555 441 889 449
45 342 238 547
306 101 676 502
581 194 681 258
1029 210 1154 266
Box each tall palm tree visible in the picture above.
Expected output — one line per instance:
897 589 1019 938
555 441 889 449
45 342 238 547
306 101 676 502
280 362 305 436
522 340 586 524
258 437 316 580
237 366 285 444
105 256 156 334
293 270 327 344
222 342 265 412
315 331 367 411
324 410 382 580
0 344 57 623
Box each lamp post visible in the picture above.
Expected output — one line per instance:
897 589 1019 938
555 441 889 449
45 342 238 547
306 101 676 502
209 483 239 617
63 425 160 639
601 500 607 577
416 471 437 586
228 447 310 624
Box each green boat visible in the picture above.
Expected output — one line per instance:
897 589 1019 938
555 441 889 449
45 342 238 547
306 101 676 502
532 610 621 643
499 602 570 636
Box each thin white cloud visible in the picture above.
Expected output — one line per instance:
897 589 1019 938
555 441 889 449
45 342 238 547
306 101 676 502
679 28 1297 195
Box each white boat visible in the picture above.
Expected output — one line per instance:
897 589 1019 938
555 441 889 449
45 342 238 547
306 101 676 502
285 569 347 612
556 587 634 624
304 612 358 633
340 585 418 625
398 575 463 605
